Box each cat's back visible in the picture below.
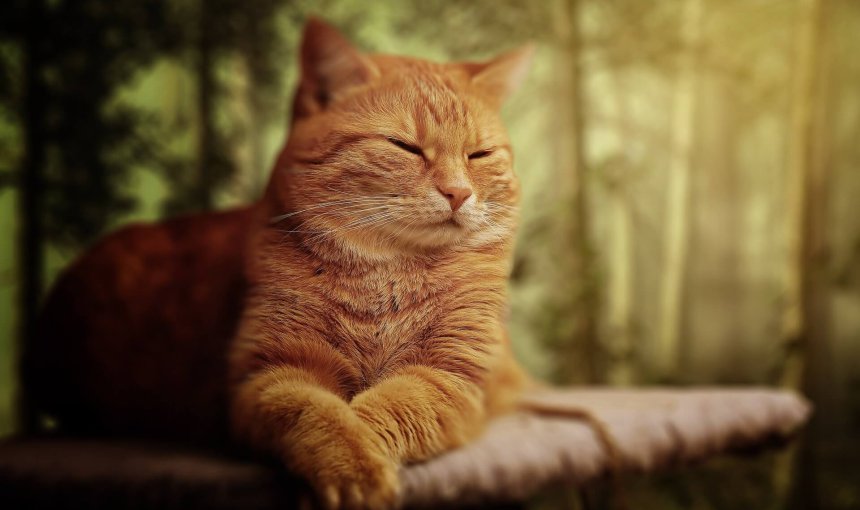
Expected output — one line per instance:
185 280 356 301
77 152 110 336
24 206 257 442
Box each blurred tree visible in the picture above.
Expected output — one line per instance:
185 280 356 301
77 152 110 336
548 0 602 384
656 0 703 381
391 0 542 57
191 0 220 212
603 86 636 386
0 0 182 428
778 0 828 398
777 0 829 509
161 0 290 213
591 0 678 387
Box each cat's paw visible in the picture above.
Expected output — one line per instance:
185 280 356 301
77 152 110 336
288 416 400 510
309 437 400 510
316 451 399 510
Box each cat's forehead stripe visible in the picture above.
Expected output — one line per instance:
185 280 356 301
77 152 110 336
409 73 474 140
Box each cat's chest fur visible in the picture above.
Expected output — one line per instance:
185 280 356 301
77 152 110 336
310 260 450 386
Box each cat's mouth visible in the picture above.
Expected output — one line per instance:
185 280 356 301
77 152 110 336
382 212 477 250
412 216 464 234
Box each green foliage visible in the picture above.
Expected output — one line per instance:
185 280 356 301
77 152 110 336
0 0 299 243
158 0 293 215
0 0 180 247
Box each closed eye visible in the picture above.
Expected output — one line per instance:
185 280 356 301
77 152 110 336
387 137 423 157
469 149 493 160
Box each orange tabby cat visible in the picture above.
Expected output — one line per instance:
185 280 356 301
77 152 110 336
25 18 533 510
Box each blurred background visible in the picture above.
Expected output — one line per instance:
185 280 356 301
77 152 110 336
0 0 858 508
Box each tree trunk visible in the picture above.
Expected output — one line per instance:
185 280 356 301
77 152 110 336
606 70 635 387
606 183 634 386
195 0 215 210
778 0 827 395
226 54 265 204
552 0 600 384
655 0 703 381
777 0 827 508
17 0 47 432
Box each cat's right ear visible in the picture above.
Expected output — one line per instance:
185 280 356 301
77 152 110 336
292 17 379 119
466 44 535 109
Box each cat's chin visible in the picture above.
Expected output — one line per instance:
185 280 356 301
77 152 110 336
401 221 509 254
333 215 506 258
417 224 467 248
353 219 466 255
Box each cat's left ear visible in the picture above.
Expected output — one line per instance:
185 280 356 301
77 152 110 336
292 17 380 119
467 44 536 108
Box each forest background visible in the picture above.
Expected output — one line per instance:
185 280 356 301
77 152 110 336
0 0 858 508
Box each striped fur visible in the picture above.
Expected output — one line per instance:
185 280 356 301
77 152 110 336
229 19 533 510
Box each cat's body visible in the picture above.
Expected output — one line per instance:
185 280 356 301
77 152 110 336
25 19 534 509
25 207 254 443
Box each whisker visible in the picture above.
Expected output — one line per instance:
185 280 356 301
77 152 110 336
269 197 391 224
284 204 393 233
302 209 401 246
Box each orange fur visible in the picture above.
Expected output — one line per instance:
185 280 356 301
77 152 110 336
230 20 533 508
26 18 534 510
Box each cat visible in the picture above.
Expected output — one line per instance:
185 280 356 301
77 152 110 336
24 18 535 510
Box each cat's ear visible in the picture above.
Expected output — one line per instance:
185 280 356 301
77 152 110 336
293 17 379 118
467 44 535 108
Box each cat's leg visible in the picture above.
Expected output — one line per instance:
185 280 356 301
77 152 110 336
351 312 512 464
350 364 487 464
231 366 399 510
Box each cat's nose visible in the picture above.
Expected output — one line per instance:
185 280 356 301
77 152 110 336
437 185 472 212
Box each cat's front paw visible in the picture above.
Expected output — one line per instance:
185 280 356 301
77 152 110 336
290 421 400 510
315 446 399 510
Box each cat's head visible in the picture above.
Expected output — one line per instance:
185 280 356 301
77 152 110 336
269 18 533 258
